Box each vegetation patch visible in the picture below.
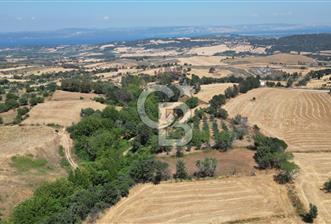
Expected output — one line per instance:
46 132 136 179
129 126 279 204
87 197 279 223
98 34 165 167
11 155 49 173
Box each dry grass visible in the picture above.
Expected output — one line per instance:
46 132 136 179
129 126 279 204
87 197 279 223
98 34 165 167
0 109 16 124
224 88 331 152
97 175 295 224
188 68 232 78
0 126 65 217
23 91 106 127
51 90 99 101
224 53 316 66
158 148 256 177
177 56 227 66
195 83 236 103
306 74 331 89
187 44 265 56
294 153 331 224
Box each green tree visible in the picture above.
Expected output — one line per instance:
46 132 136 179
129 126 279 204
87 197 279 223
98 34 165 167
129 159 169 184
185 97 199 109
214 130 234 151
174 160 189 180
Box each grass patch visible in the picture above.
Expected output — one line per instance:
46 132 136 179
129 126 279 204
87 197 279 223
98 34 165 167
11 155 49 173
58 146 70 172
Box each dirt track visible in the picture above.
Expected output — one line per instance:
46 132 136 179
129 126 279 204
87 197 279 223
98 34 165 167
58 128 78 169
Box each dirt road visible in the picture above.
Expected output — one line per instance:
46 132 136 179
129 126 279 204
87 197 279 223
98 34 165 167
59 128 78 169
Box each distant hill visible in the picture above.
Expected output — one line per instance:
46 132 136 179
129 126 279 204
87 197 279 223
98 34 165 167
252 33 331 53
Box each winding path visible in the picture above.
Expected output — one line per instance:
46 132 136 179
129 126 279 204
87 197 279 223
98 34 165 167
59 128 78 169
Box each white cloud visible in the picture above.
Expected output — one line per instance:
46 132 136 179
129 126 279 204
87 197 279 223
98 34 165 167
103 16 110 20
16 17 23 21
31 16 36 20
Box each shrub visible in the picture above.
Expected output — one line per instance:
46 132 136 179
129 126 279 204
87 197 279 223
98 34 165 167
323 179 331 192
80 108 95 117
214 130 235 151
194 158 217 178
275 161 299 184
303 203 318 223
185 97 199 109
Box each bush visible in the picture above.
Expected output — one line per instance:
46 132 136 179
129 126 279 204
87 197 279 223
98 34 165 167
323 179 331 192
303 203 318 223
194 158 217 178
19 96 29 106
275 161 299 184
29 96 44 106
215 108 228 119
0 116 3 125
80 108 95 117
185 97 199 109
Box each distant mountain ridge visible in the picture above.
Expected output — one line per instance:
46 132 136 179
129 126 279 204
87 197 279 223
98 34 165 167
1 24 331 47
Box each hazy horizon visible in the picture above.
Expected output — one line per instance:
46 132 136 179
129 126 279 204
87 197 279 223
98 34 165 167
1 1 331 32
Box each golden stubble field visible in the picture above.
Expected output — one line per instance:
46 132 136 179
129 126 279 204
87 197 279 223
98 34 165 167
195 83 236 103
294 153 331 224
0 125 65 217
97 175 296 224
224 88 331 152
23 90 106 127
224 53 317 66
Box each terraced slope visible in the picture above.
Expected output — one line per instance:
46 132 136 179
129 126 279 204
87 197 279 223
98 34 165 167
224 88 331 152
98 175 295 224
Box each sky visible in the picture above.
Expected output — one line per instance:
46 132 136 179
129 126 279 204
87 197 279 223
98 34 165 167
0 0 331 32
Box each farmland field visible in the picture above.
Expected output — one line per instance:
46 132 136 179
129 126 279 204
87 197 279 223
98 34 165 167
23 91 106 126
294 153 331 224
158 149 256 177
195 83 236 103
97 175 296 224
0 126 65 217
224 53 316 66
224 88 331 152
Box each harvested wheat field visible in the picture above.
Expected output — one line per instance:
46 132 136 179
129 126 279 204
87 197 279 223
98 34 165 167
177 56 226 66
294 153 331 224
97 175 295 224
187 44 264 56
51 90 99 101
0 126 65 217
224 88 331 152
224 53 316 66
23 92 106 126
306 74 331 89
188 68 232 78
195 83 236 103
